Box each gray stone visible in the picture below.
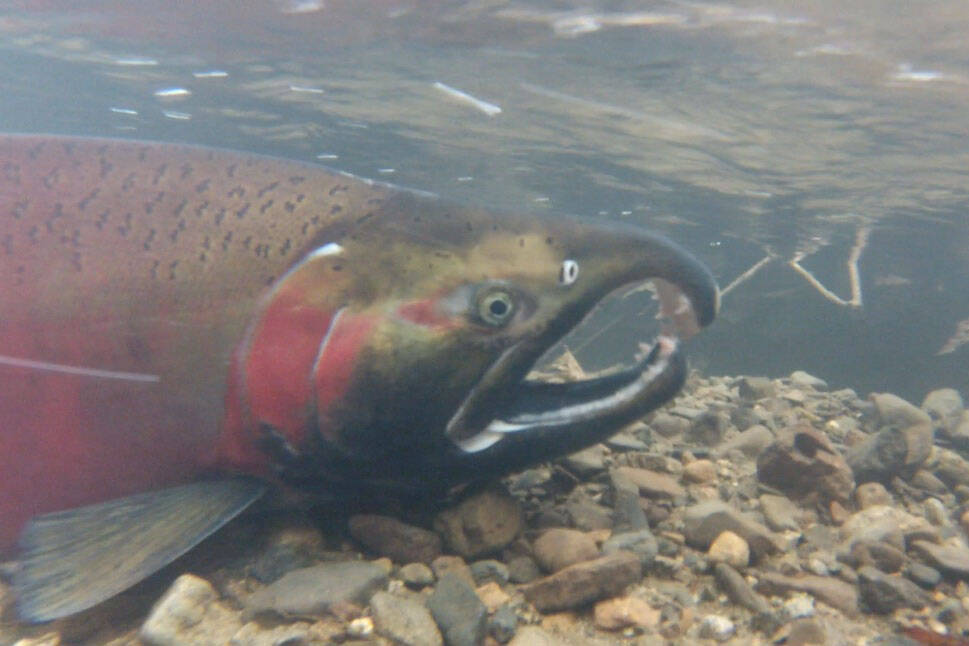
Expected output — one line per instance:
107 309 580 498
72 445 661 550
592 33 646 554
371 590 443 646
507 555 541 584
564 498 613 531
790 371 828 389
399 562 435 588
683 500 780 558
602 529 658 568
922 388 964 434
738 376 776 401
609 468 648 530
649 411 689 438
845 423 933 484
606 431 648 451
489 605 518 643
845 540 905 574
348 514 442 564
933 448 969 487
756 424 855 504
869 392 932 428
911 469 948 495
841 505 939 551
427 574 487 646
470 560 509 585
533 528 599 573
434 487 524 559
854 482 892 509
247 525 327 583
715 425 774 458
521 552 642 612
140 574 240 646
614 466 686 500
431 555 475 586
561 444 607 477
857 566 931 614
246 561 388 616
905 562 942 589
713 563 770 614
911 539 969 577
757 572 859 616
689 411 729 445
759 494 799 532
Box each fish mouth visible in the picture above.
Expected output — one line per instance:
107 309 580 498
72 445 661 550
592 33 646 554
446 273 717 456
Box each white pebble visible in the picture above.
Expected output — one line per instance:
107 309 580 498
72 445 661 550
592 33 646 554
699 614 735 641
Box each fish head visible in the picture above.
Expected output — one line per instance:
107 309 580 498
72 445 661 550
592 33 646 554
225 192 718 488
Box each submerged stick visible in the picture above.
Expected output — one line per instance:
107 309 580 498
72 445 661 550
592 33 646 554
788 226 870 308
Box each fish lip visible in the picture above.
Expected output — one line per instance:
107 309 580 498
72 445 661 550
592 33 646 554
446 275 709 453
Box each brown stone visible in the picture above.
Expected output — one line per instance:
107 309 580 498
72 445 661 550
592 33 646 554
756 424 854 503
434 486 524 559
521 552 642 612
614 466 686 499
854 482 892 509
593 596 660 631
532 528 600 573
757 572 859 617
707 531 749 568
348 515 442 564
682 459 718 484
430 555 475 587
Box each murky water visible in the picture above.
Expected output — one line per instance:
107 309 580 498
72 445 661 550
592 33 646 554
1 0 967 400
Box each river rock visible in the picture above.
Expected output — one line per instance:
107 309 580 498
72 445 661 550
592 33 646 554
561 444 607 477
933 448 969 487
757 572 859 616
246 561 387 616
507 556 541 584
922 388 964 434
507 626 559 646
738 376 776 400
683 459 717 483
715 424 774 458
910 539 969 577
434 487 524 559
869 393 931 428
790 371 827 389
699 614 736 641
426 574 487 646
759 494 800 532
905 562 942 589
689 411 729 445
707 531 749 568
533 528 599 573
683 500 780 558
609 468 649 530
470 559 509 585
400 562 435 588
348 515 442 564
371 591 443 646
845 423 933 483
713 563 770 614
841 505 939 550
649 411 689 437
857 566 931 614
602 529 658 567
431 555 475 586
521 552 642 612
854 482 892 509
613 466 686 500
140 574 240 646
845 540 906 574
756 424 854 503
593 596 660 631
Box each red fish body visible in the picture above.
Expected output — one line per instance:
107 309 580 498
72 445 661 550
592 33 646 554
0 134 717 620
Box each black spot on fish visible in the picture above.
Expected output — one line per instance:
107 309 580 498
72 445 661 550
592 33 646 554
259 200 274 214
71 250 81 272
280 238 292 255
173 199 187 218
1 234 12 255
95 210 109 230
356 212 374 225
519 238 525 247
329 204 342 215
152 164 168 185
215 208 226 227
121 173 136 192
226 164 237 178
143 228 156 250
99 157 113 179
546 236 553 245
328 185 347 196
228 185 245 199
138 147 148 162
42 169 59 189
296 194 305 202
195 201 209 218
257 181 279 198
3 162 21 184
180 164 193 180
284 201 296 213
332 264 342 271
242 236 252 250
168 261 178 280
222 231 233 251
12 200 27 219
202 235 211 251
150 260 160 280
77 188 99 212
289 176 306 186
195 179 211 193
236 204 250 219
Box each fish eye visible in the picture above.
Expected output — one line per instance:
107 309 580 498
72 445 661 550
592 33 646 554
559 259 579 286
477 289 515 326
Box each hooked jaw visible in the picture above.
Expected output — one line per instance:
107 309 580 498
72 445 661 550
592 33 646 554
446 232 718 473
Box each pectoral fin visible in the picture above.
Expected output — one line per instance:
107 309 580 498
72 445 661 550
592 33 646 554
14 478 265 622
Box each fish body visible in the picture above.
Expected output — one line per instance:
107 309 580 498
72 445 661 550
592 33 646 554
0 134 717 620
